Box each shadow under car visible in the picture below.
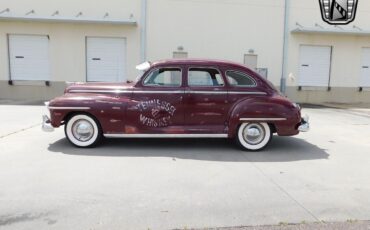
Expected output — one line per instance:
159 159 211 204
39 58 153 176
48 136 329 163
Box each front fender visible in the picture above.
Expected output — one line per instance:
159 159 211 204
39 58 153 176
227 95 301 138
48 93 130 133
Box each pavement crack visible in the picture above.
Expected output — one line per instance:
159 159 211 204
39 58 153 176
242 154 320 222
0 123 41 139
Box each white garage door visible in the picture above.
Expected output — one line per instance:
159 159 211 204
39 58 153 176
360 48 370 87
298 45 331 87
8 35 50 81
86 37 126 82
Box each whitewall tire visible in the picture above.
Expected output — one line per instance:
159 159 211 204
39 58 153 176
237 122 272 151
65 114 102 148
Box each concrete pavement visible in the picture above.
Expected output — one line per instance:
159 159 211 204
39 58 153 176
194 220 370 230
0 105 369 229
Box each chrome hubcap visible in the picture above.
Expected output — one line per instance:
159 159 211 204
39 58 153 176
72 119 94 142
243 123 265 145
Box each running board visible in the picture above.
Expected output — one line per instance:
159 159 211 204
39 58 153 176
104 134 228 138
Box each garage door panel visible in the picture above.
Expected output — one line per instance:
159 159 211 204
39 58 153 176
86 37 126 82
9 35 50 81
299 45 331 87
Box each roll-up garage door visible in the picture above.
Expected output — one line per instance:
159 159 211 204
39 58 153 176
360 48 370 87
8 35 50 81
86 37 126 82
298 45 331 87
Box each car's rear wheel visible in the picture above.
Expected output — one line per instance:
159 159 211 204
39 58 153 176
65 114 102 148
237 122 272 151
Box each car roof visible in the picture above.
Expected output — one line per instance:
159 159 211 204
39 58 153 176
151 59 248 69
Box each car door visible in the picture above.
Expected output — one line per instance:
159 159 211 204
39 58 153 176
125 66 185 134
184 66 228 133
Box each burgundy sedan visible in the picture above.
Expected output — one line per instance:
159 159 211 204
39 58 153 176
42 59 309 151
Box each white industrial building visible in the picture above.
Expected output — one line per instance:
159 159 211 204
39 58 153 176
1 0 370 103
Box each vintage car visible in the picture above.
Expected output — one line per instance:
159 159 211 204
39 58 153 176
42 59 309 151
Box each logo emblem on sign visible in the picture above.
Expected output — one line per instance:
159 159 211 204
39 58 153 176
319 0 359 25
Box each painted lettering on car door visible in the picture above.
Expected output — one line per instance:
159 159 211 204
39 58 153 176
136 99 176 127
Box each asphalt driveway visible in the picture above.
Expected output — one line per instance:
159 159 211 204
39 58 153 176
0 104 369 229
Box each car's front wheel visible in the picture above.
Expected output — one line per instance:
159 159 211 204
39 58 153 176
237 122 272 151
65 114 102 148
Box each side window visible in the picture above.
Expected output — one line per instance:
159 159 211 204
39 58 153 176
143 68 182 87
188 68 224 87
226 70 256 87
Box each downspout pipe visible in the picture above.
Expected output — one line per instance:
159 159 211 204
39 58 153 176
280 0 290 94
140 0 147 62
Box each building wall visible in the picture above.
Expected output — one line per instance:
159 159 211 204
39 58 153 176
146 0 285 86
285 0 370 103
1 0 370 103
286 33 370 103
146 0 370 104
1 0 139 20
0 0 141 100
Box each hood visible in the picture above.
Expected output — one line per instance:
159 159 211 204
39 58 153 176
64 82 135 94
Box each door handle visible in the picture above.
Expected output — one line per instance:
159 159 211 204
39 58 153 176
15 56 24 59
362 66 369 69
301 64 309 67
92 58 101 61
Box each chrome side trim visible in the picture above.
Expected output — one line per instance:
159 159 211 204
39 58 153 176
69 89 185 94
134 90 184 94
69 89 130 94
240 118 287 121
186 91 266 95
48 106 91 110
186 90 227 95
228 91 267 95
104 133 228 138
69 89 266 95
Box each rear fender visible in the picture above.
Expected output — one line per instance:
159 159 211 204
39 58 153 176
227 96 301 138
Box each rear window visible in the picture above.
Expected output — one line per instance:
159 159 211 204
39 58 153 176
226 70 256 87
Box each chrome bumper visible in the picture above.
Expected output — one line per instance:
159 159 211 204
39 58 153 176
42 115 54 132
298 115 310 132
